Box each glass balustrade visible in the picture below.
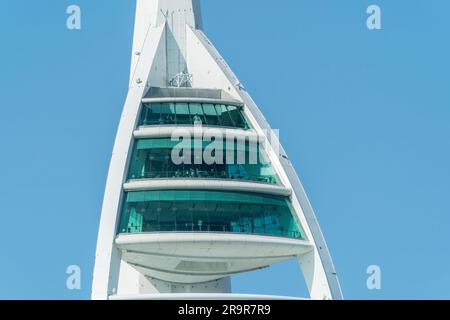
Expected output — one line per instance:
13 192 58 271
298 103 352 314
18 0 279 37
128 138 280 184
138 102 250 129
118 190 305 240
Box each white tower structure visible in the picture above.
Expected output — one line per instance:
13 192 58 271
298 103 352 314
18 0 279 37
92 0 343 300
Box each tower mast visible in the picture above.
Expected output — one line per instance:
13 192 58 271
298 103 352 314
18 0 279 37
92 0 342 300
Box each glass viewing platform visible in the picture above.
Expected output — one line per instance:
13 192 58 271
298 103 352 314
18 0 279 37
128 138 280 184
138 102 250 129
118 190 305 240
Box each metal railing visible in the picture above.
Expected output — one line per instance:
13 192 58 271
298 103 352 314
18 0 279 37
122 222 304 240
129 170 278 184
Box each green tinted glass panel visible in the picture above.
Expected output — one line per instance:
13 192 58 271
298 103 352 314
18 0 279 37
189 103 206 125
143 103 161 125
175 103 191 125
128 138 279 184
119 190 305 239
160 103 176 125
139 102 250 129
215 104 235 127
227 105 247 129
202 104 220 126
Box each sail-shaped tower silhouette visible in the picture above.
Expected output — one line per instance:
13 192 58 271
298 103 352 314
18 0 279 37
92 0 342 300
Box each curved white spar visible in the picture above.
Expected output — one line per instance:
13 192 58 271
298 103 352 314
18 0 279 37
92 0 342 300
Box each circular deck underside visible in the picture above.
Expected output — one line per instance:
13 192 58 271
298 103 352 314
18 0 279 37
116 233 313 284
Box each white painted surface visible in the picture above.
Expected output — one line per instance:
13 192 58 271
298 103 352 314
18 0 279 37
123 179 292 196
115 233 311 284
141 97 244 106
130 0 202 85
109 293 306 300
134 126 259 140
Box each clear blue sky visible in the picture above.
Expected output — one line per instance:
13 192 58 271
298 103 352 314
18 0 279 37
0 0 449 299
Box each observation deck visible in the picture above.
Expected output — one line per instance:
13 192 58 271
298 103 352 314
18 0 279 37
114 87 311 284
